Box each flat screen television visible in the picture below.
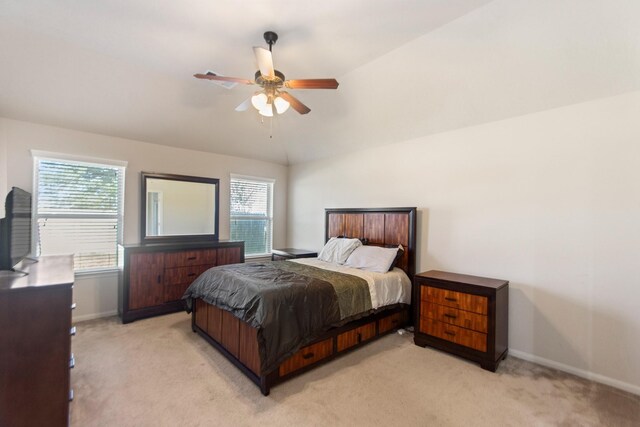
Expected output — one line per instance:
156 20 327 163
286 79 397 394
0 187 33 271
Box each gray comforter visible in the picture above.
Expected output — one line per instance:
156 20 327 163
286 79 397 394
183 261 372 373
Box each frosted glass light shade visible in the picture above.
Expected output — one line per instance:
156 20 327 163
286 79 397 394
259 103 274 117
273 96 290 114
251 92 268 110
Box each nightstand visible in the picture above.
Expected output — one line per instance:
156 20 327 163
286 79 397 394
413 270 509 372
271 248 318 261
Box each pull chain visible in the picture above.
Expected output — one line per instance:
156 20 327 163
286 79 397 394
259 115 274 139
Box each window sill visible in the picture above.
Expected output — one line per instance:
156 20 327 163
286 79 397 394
245 254 272 263
74 268 119 279
245 253 271 259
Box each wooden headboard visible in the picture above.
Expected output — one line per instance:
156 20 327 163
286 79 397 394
324 207 417 280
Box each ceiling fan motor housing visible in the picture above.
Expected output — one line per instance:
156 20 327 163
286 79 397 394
254 69 285 86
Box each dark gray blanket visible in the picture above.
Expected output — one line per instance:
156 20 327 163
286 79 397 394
183 261 372 373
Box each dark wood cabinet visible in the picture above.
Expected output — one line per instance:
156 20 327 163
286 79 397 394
414 270 509 372
118 241 244 323
217 246 243 266
0 255 75 427
271 248 318 261
128 252 165 310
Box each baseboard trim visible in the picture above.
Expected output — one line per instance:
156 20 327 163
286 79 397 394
509 349 640 396
73 310 118 322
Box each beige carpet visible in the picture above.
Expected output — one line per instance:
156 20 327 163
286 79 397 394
70 313 639 426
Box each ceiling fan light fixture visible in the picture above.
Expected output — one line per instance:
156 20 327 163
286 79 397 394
195 31 338 118
274 96 290 114
251 92 268 110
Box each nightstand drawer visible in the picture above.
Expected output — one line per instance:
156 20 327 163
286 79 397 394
271 248 318 261
420 318 487 352
422 302 488 333
421 286 488 315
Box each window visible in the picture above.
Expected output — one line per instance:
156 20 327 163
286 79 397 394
33 154 126 272
230 176 274 257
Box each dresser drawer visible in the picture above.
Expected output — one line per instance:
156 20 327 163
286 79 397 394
421 286 488 315
165 249 217 268
163 265 211 301
420 318 487 352
422 302 487 333
164 265 211 286
279 338 334 376
337 322 376 352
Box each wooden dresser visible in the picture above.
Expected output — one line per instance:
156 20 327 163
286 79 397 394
413 270 509 371
118 240 244 323
0 255 75 427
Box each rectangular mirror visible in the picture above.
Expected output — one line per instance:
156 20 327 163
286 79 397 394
141 172 219 243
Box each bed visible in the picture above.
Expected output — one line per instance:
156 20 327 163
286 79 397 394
184 207 417 395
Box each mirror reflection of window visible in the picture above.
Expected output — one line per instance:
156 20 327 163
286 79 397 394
146 191 163 236
145 178 216 236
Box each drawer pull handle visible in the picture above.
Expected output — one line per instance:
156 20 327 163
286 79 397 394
71 303 77 310
69 389 74 402
445 297 458 302
187 256 197 260
187 273 197 277
444 314 458 319
302 352 315 360
444 330 456 336
70 326 77 336
69 354 75 369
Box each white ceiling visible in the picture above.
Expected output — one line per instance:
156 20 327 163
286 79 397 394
0 0 492 164
2 1 639 165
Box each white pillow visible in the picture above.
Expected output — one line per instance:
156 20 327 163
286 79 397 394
318 237 362 264
344 245 400 273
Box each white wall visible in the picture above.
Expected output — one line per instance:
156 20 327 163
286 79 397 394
288 90 640 395
282 0 640 163
0 120 7 209
0 117 288 321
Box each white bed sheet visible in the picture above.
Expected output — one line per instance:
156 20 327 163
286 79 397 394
289 258 412 309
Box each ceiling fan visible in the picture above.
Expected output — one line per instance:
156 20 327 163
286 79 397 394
194 31 339 116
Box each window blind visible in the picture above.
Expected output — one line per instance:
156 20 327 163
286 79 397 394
230 177 273 257
35 159 125 271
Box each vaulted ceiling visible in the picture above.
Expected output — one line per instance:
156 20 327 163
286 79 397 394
1 1 639 165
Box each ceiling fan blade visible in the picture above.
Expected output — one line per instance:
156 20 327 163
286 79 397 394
253 47 275 78
284 79 339 89
235 97 251 112
194 73 254 85
279 92 311 115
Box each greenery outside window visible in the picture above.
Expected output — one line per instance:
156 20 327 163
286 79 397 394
33 153 126 272
230 175 274 257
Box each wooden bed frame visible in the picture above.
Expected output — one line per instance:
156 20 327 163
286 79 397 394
191 207 417 395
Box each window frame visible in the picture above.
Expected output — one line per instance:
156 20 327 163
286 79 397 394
229 174 275 259
31 150 127 274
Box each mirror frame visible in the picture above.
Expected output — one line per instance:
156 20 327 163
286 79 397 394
140 172 220 244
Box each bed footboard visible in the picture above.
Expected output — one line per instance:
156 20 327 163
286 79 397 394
192 298 408 395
